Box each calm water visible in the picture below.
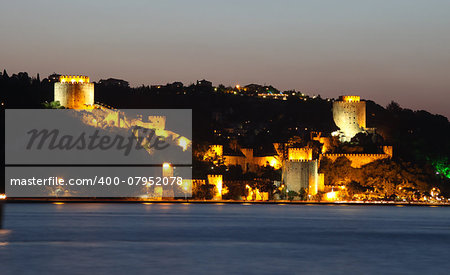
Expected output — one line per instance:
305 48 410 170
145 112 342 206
0 203 449 275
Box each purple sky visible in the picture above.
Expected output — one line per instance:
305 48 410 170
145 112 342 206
1 0 449 118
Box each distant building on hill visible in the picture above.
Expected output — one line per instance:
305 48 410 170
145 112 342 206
47 73 61 83
196 79 212 88
98 78 129 88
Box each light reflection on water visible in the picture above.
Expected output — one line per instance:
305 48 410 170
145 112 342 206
0 229 12 235
0 203 449 275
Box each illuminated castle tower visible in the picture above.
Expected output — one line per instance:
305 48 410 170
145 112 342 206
207 175 223 200
282 160 322 196
54 75 94 109
332 95 366 141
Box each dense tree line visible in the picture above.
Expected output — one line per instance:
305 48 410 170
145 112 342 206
1 70 449 195
320 156 447 200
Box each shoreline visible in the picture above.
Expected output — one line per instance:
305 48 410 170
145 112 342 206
2 199 449 206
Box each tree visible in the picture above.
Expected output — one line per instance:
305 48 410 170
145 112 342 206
386 101 401 112
193 184 216 200
351 132 384 152
222 181 246 200
298 187 307 201
320 156 355 186
312 191 325 202
346 181 365 199
287 191 298 201
260 165 281 181
42 101 64 109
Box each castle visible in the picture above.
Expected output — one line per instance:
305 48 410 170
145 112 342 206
203 95 394 200
54 75 94 109
52 78 393 200
53 74 191 153
332 95 366 142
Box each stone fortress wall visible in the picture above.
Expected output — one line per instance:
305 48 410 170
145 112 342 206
321 146 393 168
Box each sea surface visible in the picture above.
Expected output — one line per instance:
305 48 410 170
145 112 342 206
0 203 449 274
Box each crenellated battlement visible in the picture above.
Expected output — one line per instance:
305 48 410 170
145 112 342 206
287 159 315 163
288 147 312 161
339 95 360 102
59 75 90 84
323 153 391 157
321 152 392 168
205 145 224 158
147 115 166 130
207 174 223 180
382 145 393 157
148 115 165 120
333 101 361 105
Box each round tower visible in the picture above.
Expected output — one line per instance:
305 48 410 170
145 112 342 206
332 95 366 140
54 75 94 109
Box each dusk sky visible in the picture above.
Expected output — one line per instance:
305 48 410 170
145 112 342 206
1 0 449 118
